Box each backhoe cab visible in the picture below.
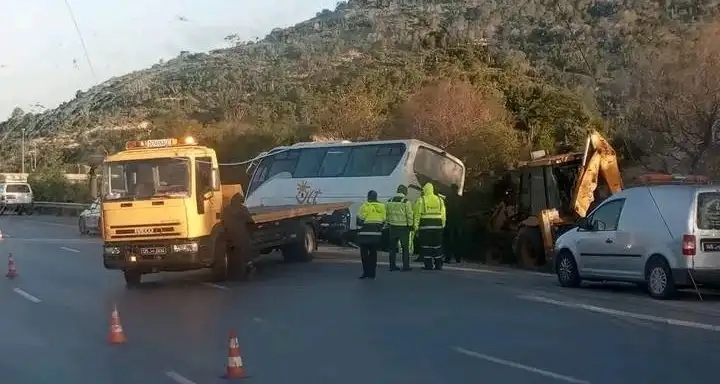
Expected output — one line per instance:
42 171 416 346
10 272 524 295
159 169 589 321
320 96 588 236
488 131 623 269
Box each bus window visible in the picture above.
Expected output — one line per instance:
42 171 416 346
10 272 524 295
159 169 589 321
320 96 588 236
344 146 379 177
294 148 327 178
372 144 405 176
267 150 299 179
413 146 464 196
318 148 351 177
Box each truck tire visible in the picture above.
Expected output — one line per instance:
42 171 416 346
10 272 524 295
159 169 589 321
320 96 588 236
211 233 229 282
124 269 142 288
282 224 315 263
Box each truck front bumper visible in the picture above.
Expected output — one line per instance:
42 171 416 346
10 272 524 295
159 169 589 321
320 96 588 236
103 237 212 272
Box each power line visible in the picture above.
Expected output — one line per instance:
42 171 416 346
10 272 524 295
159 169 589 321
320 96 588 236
62 0 96 82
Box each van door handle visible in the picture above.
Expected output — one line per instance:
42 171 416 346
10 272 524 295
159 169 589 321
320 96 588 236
605 238 613 244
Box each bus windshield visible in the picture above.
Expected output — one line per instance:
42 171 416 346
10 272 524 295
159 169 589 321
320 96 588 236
103 157 191 201
413 146 465 197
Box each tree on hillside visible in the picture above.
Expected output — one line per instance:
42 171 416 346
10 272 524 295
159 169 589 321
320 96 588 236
624 22 720 174
384 80 519 180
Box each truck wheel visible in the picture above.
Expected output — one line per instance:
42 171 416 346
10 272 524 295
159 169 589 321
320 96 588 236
124 270 142 287
282 224 315 263
211 234 229 282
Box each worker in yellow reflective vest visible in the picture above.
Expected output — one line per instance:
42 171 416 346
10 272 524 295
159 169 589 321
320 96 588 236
385 184 414 271
356 190 386 279
413 182 446 270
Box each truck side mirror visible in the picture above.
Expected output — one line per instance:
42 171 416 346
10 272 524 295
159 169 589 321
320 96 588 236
211 168 220 190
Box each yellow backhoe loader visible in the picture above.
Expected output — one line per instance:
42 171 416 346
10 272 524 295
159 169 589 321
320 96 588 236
487 131 623 269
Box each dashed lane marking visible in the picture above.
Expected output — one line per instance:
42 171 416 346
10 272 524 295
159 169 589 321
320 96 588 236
518 294 720 332
165 371 197 384
452 346 591 384
59 246 80 253
13 288 41 303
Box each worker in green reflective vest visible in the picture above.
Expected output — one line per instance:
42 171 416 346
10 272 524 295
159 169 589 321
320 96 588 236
385 184 414 271
356 190 386 279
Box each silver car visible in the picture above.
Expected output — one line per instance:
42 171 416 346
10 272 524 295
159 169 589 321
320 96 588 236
0 183 34 215
554 184 720 299
79 199 102 235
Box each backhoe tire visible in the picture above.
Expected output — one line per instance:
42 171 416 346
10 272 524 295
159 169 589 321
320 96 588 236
282 224 315 263
513 226 543 268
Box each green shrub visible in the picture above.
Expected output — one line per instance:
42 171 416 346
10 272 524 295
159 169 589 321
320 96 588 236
27 168 91 203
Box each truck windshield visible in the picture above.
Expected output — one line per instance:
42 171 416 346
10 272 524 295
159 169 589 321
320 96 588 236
103 157 191 201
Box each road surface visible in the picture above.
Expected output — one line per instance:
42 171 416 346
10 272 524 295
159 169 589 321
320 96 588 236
1 214 720 383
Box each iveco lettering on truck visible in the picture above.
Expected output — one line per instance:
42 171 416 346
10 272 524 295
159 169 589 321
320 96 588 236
100 136 352 287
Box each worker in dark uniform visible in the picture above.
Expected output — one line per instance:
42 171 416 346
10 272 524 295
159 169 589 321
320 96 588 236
444 183 463 264
356 190 386 279
385 184 414 271
222 192 257 279
413 182 446 270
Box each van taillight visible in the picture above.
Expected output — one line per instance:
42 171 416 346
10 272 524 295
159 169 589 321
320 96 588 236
682 234 696 256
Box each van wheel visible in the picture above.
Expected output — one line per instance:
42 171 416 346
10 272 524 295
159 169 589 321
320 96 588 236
282 224 315 263
555 250 581 288
123 270 142 288
645 256 676 299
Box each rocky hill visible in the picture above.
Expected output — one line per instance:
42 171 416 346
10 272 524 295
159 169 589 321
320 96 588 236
1 0 718 173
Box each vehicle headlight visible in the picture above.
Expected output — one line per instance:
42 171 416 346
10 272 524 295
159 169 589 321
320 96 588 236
104 246 121 255
172 243 198 253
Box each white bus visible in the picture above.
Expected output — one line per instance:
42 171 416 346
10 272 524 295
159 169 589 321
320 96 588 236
244 139 466 245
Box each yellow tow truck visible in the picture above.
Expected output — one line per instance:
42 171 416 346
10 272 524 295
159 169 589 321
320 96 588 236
100 136 351 287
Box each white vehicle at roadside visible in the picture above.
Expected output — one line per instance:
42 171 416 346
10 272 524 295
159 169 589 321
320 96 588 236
0 182 34 215
243 139 466 245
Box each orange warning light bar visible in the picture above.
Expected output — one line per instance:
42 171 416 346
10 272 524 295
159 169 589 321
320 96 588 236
125 136 197 150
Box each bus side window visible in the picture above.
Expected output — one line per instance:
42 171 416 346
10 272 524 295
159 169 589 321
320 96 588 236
318 148 351 177
372 144 405 176
294 148 327 178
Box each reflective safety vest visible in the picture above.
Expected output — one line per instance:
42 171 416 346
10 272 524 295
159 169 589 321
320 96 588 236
385 193 413 227
357 201 386 236
414 194 445 231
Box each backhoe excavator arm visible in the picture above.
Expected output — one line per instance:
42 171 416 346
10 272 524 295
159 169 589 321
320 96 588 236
569 131 624 218
537 131 624 261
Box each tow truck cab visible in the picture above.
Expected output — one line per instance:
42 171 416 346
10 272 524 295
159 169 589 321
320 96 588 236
101 136 226 275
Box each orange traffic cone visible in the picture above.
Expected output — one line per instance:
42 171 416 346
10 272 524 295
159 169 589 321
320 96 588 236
6 253 17 279
108 304 127 344
223 330 249 379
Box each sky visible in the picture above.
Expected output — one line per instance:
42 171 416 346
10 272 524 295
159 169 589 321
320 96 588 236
0 0 338 119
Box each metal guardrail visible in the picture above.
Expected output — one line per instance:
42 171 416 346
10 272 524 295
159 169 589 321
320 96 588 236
30 201 90 217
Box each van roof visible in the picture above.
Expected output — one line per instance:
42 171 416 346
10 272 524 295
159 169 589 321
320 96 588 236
616 184 720 198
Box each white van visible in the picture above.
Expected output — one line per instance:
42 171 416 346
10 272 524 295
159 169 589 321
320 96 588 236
554 184 720 299
0 182 34 215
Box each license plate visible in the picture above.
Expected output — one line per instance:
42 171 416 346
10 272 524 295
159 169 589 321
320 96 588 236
140 247 167 255
702 242 720 252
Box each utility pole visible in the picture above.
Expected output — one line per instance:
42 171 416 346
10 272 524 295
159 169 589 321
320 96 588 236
21 127 25 175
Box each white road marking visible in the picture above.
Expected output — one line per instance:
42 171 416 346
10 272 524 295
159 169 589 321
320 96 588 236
253 317 264 323
203 282 229 290
452 346 591 384
165 371 197 384
519 294 720 332
13 288 41 303
315 258 503 274
60 246 80 253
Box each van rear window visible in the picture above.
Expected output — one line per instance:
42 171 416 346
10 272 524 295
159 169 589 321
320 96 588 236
6 184 30 193
697 192 720 229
